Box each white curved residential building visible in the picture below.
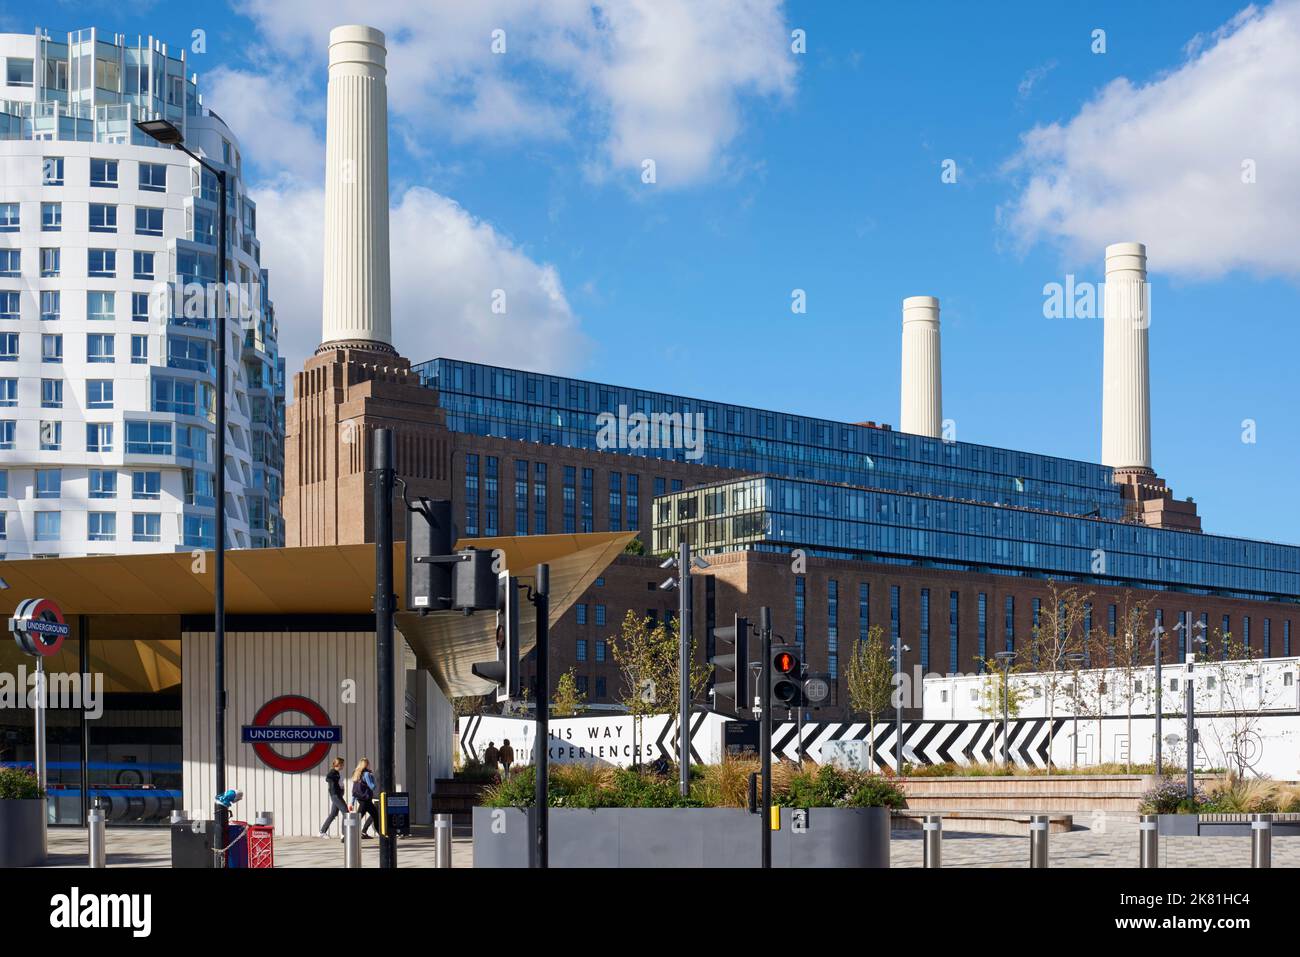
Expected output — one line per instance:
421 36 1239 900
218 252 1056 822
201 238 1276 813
0 26 285 558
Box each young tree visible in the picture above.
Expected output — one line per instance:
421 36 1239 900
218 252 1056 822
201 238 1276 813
1029 580 1094 773
1109 591 1153 772
845 624 895 768
611 610 666 767
1202 630 1281 779
975 657 1032 728
552 667 586 717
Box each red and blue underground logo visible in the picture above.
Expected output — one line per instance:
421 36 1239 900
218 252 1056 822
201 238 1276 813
241 695 342 773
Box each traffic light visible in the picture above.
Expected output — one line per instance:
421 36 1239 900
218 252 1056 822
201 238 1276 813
770 644 803 709
710 615 749 712
470 570 520 702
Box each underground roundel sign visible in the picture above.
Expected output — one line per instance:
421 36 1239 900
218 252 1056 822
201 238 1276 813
8 598 69 657
241 695 342 773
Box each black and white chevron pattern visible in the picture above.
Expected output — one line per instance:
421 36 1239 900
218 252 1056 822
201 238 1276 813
773 718 1068 769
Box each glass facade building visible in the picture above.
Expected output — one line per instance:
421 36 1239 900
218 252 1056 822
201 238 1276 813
652 476 1300 603
413 358 1126 520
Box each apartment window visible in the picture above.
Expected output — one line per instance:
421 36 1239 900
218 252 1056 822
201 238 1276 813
595 677 607 699
671 479 683 492
42 333 62 363
0 333 18 361
1004 595 1016 654
796 577 806 650
977 593 988 673
40 420 61 451
41 202 61 231
35 512 60 542
0 470 6 496
132 513 161 543
0 292 17 320
514 459 528 535
88 249 116 277
35 469 61 499
40 248 60 277
87 380 113 409
126 421 173 455
132 471 162 500
0 203 18 231
135 207 163 236
1243 616 1251 652
6 58 34 87
85 422 112 452
129 292 150 322
949 591 960 676
131 335 148 364
563 466 576 533
595 604 606 627
581 468 594 533
0 379 14 407
858 583 870 642
89 470 117 499
920 588 931 673
595 640 607 663
576 603 587 625
627 474 639 530
533 461 547 535
827 579 839 680
88 512 116 542
89 203 117 232
139 162 167 192
576 639 587 662
1222 615 1231 660
608 471 622 532
1263 619 1272 658
40 379 62 408
132 251 155 280
40 290 59 321
87 333 115 363
484 456 499 537
43 156 65 185
0 249 18 277
890 585 900 662
90 158 119 188
0 421 12 449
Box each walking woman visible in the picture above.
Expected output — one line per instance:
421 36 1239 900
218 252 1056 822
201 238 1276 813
351 758 380 838
319 756 349 840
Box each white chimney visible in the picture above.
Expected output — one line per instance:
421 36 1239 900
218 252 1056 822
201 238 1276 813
1101 242 1152 471
320 25 392 350
900 296 943 438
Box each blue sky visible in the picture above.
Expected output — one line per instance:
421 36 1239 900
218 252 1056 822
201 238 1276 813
11 0 1300 543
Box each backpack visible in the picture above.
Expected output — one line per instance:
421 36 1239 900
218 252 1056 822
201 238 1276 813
352 775 372 801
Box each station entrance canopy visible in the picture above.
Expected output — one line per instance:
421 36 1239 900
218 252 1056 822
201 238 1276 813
0 531 633 698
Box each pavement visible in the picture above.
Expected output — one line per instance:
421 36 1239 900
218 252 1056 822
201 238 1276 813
42 815 1298 868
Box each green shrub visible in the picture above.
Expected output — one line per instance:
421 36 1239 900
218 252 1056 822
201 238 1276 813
455 758 501 782
776 764 905 809
0 766 43 800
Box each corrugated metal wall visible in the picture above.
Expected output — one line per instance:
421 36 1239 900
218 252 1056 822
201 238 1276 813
182 630 414 836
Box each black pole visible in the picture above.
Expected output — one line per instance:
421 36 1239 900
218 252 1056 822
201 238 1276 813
373 428 397 869
760 605 772 869
78 615 89 825
214 168 229 852
533 564 550 868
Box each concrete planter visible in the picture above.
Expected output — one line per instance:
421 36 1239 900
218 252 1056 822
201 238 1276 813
0 799 48 868
473 806 890 868
1157 813 1300 837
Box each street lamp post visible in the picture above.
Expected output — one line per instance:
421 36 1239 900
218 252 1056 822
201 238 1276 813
1151 624 1165 775
994 651 1016 767
659 546 710 797
134 118 229 843
1065 652 1086 769
893 643 911 775
1174 619 1208 799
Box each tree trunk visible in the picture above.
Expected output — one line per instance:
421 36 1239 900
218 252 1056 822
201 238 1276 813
867 714 876 770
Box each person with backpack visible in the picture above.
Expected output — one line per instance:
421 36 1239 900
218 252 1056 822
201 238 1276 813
318 756 349 840
351 758 380 838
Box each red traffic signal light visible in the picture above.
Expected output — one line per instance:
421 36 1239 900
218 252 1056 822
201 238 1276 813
774 650 798 674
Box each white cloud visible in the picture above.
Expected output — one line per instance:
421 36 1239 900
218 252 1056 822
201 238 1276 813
255 183 590 378
1001 0 1300 278
230 0 795 186
205 66 324 181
